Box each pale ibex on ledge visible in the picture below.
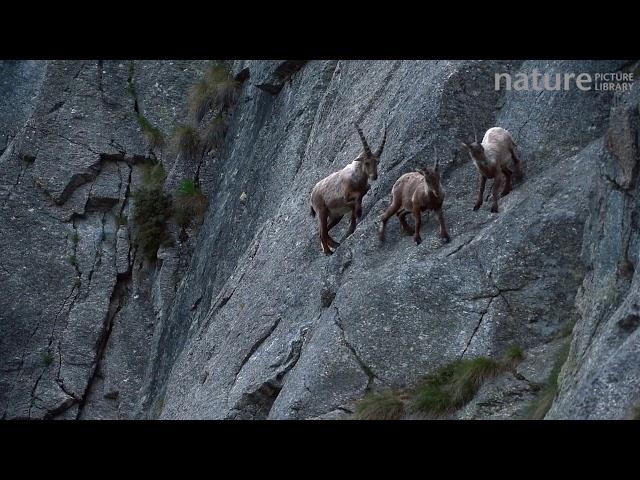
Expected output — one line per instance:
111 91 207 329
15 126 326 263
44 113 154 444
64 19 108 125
310 122 387 255
462 126 523 213
379 146 450 245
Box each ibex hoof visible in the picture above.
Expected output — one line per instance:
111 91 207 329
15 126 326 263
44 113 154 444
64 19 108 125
490 206 499 213
414 237 422 245
473 204 481 211
441 234 451 243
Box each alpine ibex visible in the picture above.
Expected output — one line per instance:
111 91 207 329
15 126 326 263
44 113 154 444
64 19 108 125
310 123 387 255
461 126 522 213
378 147 450 245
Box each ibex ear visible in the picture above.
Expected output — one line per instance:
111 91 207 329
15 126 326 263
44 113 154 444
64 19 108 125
460 142 470 150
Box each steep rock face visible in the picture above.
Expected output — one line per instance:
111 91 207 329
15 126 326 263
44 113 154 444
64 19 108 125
0 60 207 419
150 60 630 419
1 59 637 420
547 80 640 420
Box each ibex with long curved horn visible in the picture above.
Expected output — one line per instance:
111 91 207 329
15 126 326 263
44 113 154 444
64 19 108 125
379 146 450 245
310 122 387 255
461 126 522 213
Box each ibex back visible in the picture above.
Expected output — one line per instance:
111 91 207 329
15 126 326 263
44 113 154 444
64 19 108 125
310 123 387 255
462 126 523 213
379 146 450 245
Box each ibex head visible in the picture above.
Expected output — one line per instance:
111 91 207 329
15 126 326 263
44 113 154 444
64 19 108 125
461 140 486 164
418 146 441 188
354 122 387 181
461 122 487 163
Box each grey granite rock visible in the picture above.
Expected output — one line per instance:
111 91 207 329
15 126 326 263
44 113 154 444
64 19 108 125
1 59 638 420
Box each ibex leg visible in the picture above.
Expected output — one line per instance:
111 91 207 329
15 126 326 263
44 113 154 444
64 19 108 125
379 197 402 240
474 175 487 211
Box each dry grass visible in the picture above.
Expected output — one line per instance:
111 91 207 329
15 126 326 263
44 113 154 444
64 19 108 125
137 114 165 152
354 390 405 420
203 114 227 153
411 357 504 416
187 63 240 123
352 348 526 420
188 78 213 123
172 125 202 161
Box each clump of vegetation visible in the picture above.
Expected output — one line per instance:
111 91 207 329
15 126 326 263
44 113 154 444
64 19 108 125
132 163 173 260
188 78 213 123
137 113 165 152
503 345 525 367
526 340 571 420
73 278 82 289
42 352 54 367
412 357 504 416
206 63 241 110
202 114 227 153
72 231 79 244
631 404 640 420
172 125 202 161
188 63 240 123
174 179 208 229
354 390 405 420
68 255 78 267
352 348 526 420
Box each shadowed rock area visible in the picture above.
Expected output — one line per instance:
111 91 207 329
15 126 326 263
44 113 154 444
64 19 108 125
1 60 638 420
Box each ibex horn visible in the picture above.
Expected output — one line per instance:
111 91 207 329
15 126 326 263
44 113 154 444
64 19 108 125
354 123 372 157
433 145 439 171
376 122 387 157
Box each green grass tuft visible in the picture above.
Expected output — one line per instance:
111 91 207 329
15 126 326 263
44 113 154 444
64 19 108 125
69 255 78 267
174 179 208 229
354 390 405 420
353 348 528 420
412 357 504 416
502 345 525 366
132 164 173 260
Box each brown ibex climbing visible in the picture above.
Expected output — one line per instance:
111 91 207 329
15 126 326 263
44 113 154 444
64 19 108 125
379 147 450 245
310 122 387 255
462 126 522 213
